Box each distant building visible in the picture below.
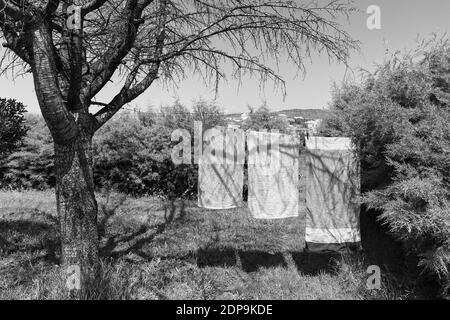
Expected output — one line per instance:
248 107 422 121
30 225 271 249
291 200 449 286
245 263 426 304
227 124 240 129
306 119 322 135
293 116 304 125
223 108 326 134
241 112 249 121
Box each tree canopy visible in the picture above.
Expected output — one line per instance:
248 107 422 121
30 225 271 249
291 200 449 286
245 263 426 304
1 0 357 141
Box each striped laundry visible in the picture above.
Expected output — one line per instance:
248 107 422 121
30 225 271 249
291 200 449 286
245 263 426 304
247 131 300 219
305 136 361 252
198 127 245 209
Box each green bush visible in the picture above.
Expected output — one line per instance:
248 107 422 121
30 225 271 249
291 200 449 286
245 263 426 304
241 104 290 133
0 114 54 190
94 100 226 199
320 36 450 296
1 100 226 199
0 98 28 158
93 112 197 199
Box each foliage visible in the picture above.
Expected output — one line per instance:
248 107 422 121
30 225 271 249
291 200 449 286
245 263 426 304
94 111 196 200
320 36 450 295
0 0 358 142
241 104 290 133
0 98 28 158
0 114 54 190
1 100 226 198
192 99 226 131
94 100 225 200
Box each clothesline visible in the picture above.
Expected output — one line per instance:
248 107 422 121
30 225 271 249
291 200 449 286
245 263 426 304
197 128 361 253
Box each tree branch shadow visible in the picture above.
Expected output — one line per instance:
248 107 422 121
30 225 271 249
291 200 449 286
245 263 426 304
0 218 60 265
99 197 187 260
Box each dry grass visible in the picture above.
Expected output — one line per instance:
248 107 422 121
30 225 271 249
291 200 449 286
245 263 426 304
0 190 412 300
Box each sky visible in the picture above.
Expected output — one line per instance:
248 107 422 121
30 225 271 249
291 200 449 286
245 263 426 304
1 0 450 114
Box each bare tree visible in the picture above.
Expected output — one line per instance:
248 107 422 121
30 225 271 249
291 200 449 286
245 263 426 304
0 0 358 297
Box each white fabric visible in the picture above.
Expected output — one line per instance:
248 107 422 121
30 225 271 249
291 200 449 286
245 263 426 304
305 228 361 244
306 136 354 151
305 136 361 245
247 131 300 219
198 127 245 209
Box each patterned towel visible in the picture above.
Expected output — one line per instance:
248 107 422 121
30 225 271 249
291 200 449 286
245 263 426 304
198 127 245 209
247 131 300 219
305 136 361 252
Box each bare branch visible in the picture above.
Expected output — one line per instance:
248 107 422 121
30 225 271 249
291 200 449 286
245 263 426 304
44 0 60 17
0 0 359 141
0 0 33 21
1 22 31 64
82 0 148 102
81 0 110 16
93 0 167 128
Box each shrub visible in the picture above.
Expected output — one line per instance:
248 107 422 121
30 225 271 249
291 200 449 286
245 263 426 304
241 104 290 133
94 100 226 200
320 36 450 296
1 100 226 198
0 98 28 158
0 114 54 190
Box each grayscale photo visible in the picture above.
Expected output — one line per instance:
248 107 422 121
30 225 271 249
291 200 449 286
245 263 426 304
0 0 449 305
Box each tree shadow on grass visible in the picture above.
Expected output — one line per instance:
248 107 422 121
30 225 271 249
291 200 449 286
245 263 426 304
197 247 237 268
291 251 340 275
195 247 288 273
0 218 60 264
0 214 340 278
238 250 287 272
100 222 167 259
195 247 343 276
99 199 188 260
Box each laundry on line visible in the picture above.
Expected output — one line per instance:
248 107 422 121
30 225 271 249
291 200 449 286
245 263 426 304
247 131 300 219
304 136 361 252
198 127 245 209
196 129 361 253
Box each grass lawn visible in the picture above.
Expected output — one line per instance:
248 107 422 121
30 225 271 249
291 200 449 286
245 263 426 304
0 190 404 300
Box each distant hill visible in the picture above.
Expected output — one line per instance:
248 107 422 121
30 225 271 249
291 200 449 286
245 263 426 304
226 108 331 120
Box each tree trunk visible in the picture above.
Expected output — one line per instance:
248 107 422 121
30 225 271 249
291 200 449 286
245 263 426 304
54 132 99 299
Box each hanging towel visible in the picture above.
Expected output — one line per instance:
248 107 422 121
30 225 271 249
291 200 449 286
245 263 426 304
198 127 245 209
305 136 361 252
247 131 300 219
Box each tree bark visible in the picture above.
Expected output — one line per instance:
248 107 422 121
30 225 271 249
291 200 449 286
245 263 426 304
54 132 99 299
